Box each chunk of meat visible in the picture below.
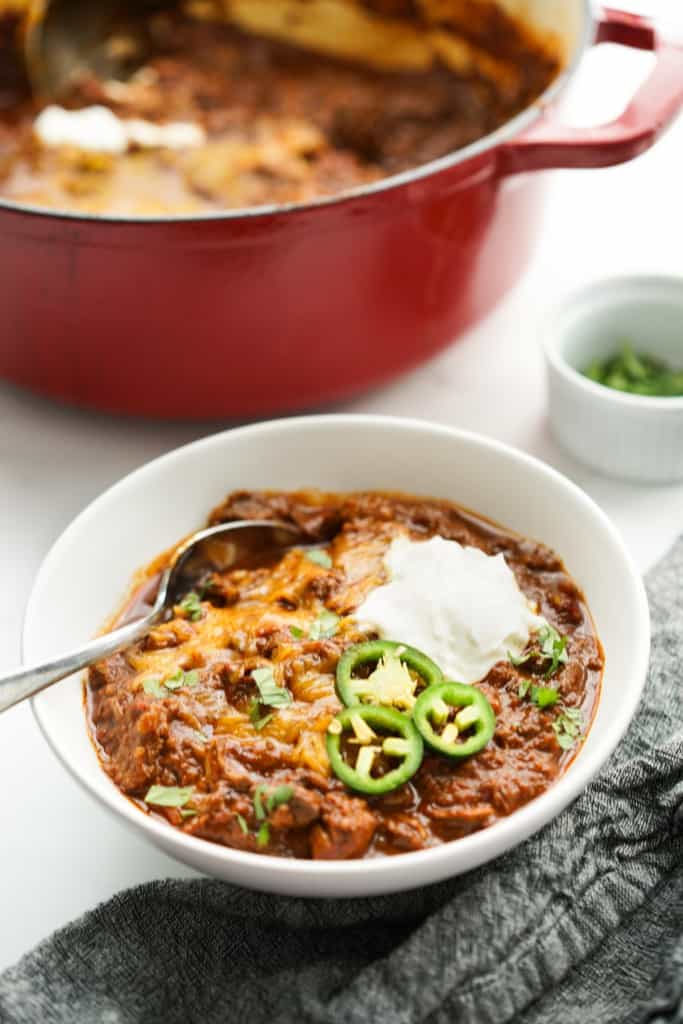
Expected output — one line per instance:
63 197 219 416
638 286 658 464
379 813 429 851
209 489 341 540
269 783 323 831
310 792 377 860
143 619 194 650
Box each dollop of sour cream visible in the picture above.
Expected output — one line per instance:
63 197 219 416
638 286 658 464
33 105 206 154
355 535 544 684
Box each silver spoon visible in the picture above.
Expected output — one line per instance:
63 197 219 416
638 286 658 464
25 0 169 99
0 519 302 714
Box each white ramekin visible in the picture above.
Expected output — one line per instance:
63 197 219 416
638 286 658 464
543 276 683 484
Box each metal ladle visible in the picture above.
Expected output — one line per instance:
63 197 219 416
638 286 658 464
0 519 302 714
24 0 172 99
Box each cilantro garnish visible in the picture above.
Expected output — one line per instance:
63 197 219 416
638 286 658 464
253 784 268 821
305 549 332 569
518 679 559 709
252 667 292 708
308 610 340 641
143 668 200 698
164 668 200 691
531 685 559 709
253 783 293 823
509 624 568 679
249 700 274 732
143 677 166 698
266 785 294 813
178 591 202 622
256 822 270 847
553 707 584 750
197 576 216 599
290 625 304 639
538 625 569 678
144 785 194 808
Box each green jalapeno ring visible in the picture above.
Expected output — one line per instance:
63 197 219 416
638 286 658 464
335 639 444 709
413 682 496 759
326 704 424 796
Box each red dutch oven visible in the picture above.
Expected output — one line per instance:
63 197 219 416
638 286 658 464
2 2 683 418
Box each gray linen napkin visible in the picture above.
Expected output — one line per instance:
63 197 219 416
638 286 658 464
1 540 681 1024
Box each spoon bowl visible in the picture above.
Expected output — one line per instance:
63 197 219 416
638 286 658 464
25 0 172 99
0 518 302 714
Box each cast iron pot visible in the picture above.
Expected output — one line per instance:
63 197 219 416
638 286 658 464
2 2 683 418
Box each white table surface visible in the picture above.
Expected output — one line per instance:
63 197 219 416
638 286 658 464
1 1 682 973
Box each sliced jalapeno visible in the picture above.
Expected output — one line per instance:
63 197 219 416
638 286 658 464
335 640 443 710
413 682 495 759
326 704 423 795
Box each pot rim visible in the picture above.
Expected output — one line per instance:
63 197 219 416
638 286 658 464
1 0 594 226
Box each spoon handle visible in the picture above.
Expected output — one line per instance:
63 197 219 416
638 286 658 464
0 614 156 714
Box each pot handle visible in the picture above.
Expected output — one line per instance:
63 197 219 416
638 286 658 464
499 7 683 175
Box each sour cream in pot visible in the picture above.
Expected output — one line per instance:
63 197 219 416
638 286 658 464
33 105 206 154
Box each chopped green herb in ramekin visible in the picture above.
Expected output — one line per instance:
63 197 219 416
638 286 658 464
583 342 683 397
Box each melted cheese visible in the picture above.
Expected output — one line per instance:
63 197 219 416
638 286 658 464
355 535 543 684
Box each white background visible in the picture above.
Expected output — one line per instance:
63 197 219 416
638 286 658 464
1 0 682 972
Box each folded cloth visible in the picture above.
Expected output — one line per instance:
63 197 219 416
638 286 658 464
1 541 681 1024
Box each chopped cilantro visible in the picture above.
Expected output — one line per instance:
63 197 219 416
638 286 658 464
142 677 166 698
249 699 274 732
531 685 559 709
538 625 569 678
164 668 200 691
252 667 292 708
308 610 340 641
509 623 568 680
143 668 200 698
178 591 202 622
197 576 216 599
582 342 683 397
144 785 194 808
253 784 268 821
517 678 531 700
553 707 584 750
256 822 270 847
163 670 184 691
290 625 304 639
305 549 332 569
266 785 294 814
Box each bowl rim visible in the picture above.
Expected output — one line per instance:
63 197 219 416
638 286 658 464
0 5 593 226
25 414 650 887
543 274 683 413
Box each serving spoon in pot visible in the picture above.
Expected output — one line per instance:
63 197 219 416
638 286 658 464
24 0 174 99
0 519 303 715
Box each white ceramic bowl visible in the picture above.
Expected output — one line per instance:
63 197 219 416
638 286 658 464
26 415 650 897
544 276 683 484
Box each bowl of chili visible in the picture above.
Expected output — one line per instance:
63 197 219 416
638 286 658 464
25 415 650 896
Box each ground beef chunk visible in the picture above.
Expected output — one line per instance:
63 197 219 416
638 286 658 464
269 783 324 831
311 792 377 860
